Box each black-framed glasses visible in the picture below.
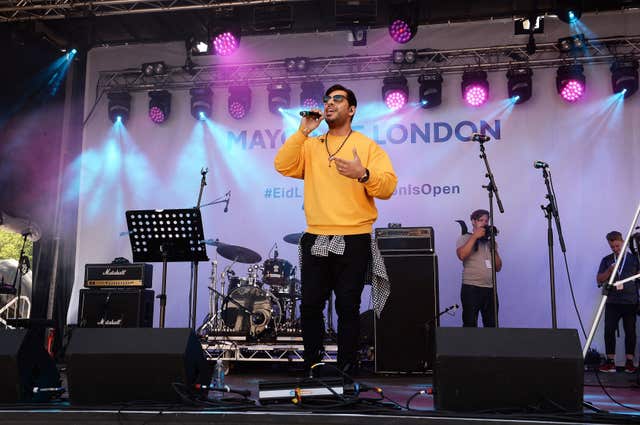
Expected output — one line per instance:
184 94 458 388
322 94 346 103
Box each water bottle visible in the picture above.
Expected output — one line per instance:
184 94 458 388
212 358 225 393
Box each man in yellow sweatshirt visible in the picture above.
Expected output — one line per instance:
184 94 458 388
274 84 397 375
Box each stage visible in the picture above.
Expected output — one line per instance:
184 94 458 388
1 366 639 425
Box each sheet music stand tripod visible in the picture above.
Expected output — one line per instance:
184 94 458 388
126 208 208 328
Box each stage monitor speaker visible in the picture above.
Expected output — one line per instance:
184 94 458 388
78 288 154 327
65 328 210 405
434 327 583 412
375 253 439 373
0 329 60 403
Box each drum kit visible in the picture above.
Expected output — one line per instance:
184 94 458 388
199 232 304 339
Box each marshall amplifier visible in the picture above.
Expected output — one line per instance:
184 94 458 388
375 226 434 254
84 263 153 288
78 289 154 328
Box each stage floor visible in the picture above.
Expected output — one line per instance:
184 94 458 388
1 365 639 425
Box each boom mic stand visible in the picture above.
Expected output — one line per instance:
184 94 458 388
583 200 640 358
475 135 505 327
189 167 208 330
537 163 567 329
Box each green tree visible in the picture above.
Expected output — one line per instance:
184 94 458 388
0 229 33 261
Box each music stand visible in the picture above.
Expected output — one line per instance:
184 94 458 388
126 208 208 328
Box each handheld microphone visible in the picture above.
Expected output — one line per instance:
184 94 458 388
299 111 322 119
533 160 549 169
224 191 231 213
470 133 491 143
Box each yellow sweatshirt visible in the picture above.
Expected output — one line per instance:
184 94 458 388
274 130 398 235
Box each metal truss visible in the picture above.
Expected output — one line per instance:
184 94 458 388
0 0 305 22
202 340 338 363
97 35 640 93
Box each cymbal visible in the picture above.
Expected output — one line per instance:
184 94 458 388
200 238 223 246
283 232 304 245
216 244 262 264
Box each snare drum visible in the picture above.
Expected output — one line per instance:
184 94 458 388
262 258 293 287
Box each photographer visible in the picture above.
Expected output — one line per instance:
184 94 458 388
456 209 502 327
596 231 639 373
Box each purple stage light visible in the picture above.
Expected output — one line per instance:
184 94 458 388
149 106 166 123
389 19 413 44
464 85 488 107
213 32 239 56
302 97 320 109
559 79 584 102
384 90 408 110
228 101 247 120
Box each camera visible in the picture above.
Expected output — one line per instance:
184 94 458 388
481 225 499 240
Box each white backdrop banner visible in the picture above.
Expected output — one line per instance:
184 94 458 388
68 13 640 359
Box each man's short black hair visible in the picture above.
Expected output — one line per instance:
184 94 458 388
606 231 623 242
470 209 490 221
325 84 357 108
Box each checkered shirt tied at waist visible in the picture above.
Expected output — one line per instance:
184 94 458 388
298 234 390 317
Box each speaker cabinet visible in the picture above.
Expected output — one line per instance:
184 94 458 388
78 288 154 327
65 328 211 405
0 329 60 402
434 327 583 412
375 253 439 373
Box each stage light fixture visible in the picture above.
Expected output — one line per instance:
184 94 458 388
284 57 309 72
141 61 168 77
506 67 533 104
190 87 213 120
382 76 409 111
107 92 131 124
211 25 240 56
461 70 489 107
556 64 585 102
418 72 443 109
514 16 544 34
148 90 171 124
186 35 211 56
267 81 291 114
611 59 638 99
388 18 416 44
392 49 417 65
349 27 367 46
300 81 324 109
557 34 586 53
556 1 582 24
228 85 251 120
388 1 418 44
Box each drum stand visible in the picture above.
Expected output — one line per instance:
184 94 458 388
198 260 220 335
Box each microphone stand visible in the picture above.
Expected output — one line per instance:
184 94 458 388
538 165 566 329
189 168 208 330
12 234 30 319
477 140 504 327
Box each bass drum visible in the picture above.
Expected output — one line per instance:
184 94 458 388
221 286 281 337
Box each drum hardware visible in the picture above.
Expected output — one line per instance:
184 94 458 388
198 260 220 335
